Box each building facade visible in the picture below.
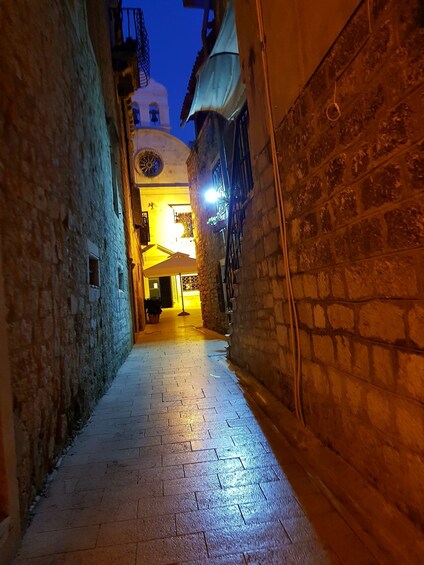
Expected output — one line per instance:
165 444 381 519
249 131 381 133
0 1 148 559
132 80 199 309
184 0 424 531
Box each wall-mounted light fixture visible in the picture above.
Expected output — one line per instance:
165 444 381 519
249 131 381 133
205 188 218 203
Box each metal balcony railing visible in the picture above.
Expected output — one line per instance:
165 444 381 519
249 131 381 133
139 211 150 245
110 7 150 90
224 106 253 306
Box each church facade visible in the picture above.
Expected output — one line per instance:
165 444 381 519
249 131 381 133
132 80 199 310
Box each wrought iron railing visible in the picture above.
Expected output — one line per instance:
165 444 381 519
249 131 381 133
224 106 253 305
110 7 150 89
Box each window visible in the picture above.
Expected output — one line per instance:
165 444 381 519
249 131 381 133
118 265 124 291
174 212 193 238
225 105 254 304
132 103 141 129
137 149 163 177
235 106 253 203
88 256 99 287
182 275 199 292
211 159 228 222
139 211 150 245
149 103 160 126
87 240 100 301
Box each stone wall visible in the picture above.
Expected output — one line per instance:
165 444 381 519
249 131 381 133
231 0 424 526
187 117 228 335
0 249 21 563
0 0 134 525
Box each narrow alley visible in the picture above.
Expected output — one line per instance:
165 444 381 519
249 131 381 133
2 1 424 562
14 309 375 564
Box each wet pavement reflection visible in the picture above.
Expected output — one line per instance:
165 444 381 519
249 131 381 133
14 308 376 564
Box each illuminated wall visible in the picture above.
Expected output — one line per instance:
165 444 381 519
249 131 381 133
229 0 424 528
132 82 198 306
0 1 139 548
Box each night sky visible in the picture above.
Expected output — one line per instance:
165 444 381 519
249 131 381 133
124 0 204 145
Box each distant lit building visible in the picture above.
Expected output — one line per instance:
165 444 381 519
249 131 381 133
132 80 199 308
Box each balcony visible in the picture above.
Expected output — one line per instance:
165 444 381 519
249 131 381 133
139 211 150 245
109 7 150 97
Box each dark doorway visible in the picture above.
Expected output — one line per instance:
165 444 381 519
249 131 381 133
159 276 173 308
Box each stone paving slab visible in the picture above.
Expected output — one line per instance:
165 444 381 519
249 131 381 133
13 309 377 564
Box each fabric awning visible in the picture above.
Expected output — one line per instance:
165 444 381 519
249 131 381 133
186 0 246 122
143 252 198 278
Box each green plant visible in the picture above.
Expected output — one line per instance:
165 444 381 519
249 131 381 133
144 297 162 315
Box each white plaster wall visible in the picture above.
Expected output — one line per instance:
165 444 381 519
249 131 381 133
134 129 190 185
132 78 171 129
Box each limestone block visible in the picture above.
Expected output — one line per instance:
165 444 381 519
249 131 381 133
372 345 395 389
327 303 355 332
264 231 279 257
408 304 424 348
330 269 346 298
317 271 330 298
361 163 402 211
302 274 318 299
271 279 285 301
332 188 358 227
372 102 413 161
359 301 405 343
366 387 392 434
349 218 384 259
313 304 326 329
299 329 312 359
335 335 352 372
276 324 289 348
345 375 363 417
352 340 370 378
398 351 424 404
372 255 418 298
313 334 335 366
291 274 304 299
302 359 329 396
327 367 345 404
296 301 313 329
385 203 424 251
395 399 424 452
405 140 424 192
326 154 346 195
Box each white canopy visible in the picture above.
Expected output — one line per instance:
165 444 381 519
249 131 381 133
143 252 198 278
186 0 246 122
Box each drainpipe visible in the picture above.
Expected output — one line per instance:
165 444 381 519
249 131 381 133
253 0 305 425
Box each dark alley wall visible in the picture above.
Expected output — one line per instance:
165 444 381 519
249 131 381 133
0 0 133 529
231 0 424 527
187 117 228 335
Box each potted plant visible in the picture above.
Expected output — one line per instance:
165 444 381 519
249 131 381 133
145 297 162 324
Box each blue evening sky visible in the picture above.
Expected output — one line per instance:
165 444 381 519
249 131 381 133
124 1 204 145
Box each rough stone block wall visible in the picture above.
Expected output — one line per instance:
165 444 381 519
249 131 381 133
229 146 286 402
230 0 424 527
0 0 133 523
187 118 228 335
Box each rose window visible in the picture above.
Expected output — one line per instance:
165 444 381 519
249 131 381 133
138 150 163 177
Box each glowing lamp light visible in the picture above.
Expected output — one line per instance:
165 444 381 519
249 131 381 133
205 188 218 203
174 222 185 239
